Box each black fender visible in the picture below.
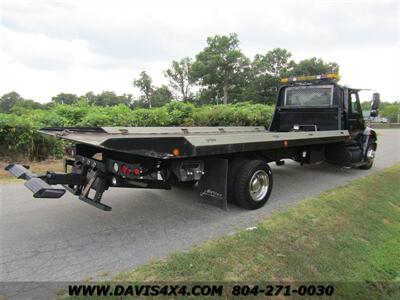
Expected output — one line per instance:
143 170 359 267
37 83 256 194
362 127 377 156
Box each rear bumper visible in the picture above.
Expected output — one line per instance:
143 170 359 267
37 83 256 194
4 157 169 212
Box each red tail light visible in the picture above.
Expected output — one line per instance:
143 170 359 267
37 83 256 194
121 164 128 175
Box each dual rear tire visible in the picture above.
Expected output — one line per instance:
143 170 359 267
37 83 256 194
228 159 273 210
162 159 273 209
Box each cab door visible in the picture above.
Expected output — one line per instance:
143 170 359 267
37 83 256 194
347 89 365 139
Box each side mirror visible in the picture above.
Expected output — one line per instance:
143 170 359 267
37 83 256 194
370 93 380 118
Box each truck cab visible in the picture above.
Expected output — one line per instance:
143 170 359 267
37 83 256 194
270 74 364 134
269 74 378 168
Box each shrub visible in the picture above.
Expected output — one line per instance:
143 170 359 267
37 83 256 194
165 101 195 125
380 102 400 123
0 102 274 161
0 113 63 160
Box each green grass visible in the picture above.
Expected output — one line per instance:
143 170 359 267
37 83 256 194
113 163 400 299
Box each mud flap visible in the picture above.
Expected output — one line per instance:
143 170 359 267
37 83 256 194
199 158 228 210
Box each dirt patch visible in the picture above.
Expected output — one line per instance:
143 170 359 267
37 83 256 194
0 159 64 183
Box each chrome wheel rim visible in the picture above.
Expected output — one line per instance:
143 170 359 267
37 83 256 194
366 147 375 164
249 170 269 201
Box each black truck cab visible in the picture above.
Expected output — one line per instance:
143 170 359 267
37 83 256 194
270 74 365 135
270 74 378 168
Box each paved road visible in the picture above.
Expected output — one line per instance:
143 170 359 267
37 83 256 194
1 130 399 282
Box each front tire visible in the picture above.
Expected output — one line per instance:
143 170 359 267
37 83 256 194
359 142 376 170
234 160 273 210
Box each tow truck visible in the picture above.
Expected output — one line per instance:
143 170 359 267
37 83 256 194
6 74 380 211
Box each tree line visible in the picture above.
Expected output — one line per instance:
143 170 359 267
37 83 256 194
1 33 342 112
134 33 339 107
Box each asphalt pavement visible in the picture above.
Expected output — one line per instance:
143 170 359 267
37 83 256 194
1 129 399 282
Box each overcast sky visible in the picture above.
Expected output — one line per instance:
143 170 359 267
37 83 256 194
0 0 399 103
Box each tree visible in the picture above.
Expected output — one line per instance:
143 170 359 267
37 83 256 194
83 92 96 104
0 91 24 112
51 93 78 105
245 48 293 104
164 57 194 102
133 71 154 108
90 91 132 106
290 57 339 76
191 33 250 104
10 99 44 113
120 94 133 106
150 85 173 107
253 48 293 78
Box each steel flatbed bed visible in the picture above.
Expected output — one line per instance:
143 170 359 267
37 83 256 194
39 127 350 159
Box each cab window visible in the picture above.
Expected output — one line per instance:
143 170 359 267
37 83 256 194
285 85 333 107
350 92 362 116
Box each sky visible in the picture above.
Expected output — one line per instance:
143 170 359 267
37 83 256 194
0 0 399 103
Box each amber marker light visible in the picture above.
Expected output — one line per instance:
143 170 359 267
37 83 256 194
283 140 288 148
172 148 180 157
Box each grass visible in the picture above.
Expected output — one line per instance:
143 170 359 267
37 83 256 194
0 159 64 183
113 163 400 299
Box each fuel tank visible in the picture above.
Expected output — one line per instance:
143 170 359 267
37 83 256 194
325 143 363 166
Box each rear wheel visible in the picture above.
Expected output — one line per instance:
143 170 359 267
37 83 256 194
227 159 249 203
234 160 273 210
359 142 376 170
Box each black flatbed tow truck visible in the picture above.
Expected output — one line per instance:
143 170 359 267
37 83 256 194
6 74 380 211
